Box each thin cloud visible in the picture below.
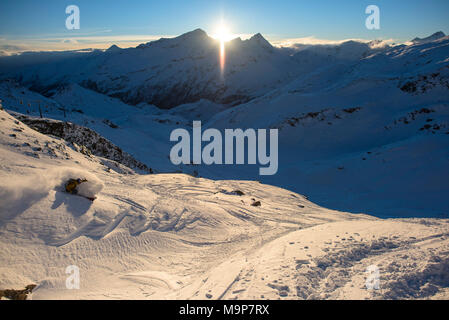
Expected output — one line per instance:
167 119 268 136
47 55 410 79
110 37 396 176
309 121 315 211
272 36 397 48
0 34 174 54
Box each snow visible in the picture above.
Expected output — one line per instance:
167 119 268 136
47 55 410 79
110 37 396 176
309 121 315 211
0 172 50 215
411 31 446 45
0 30 330 109
0 31 448 300
0 167 103 212
0 109 448 300
0 32 448 218
57 168 104 199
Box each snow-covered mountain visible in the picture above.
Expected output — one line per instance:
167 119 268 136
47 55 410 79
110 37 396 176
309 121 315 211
0 29 297 109
0 29 394 109
412 31 446 45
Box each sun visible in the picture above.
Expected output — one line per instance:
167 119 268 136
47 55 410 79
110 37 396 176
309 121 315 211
212 22 233 43
212 20 233 77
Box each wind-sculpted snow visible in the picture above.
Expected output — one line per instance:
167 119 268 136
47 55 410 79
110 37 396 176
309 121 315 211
0 110 448 300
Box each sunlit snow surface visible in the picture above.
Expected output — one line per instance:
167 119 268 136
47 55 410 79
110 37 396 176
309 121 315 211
0 110 448 300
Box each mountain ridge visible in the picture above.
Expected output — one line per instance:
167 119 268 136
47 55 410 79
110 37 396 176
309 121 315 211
412 31 446 44
0 30 445 110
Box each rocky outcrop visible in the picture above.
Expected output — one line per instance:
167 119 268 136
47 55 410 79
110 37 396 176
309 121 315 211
13 114 153 173
0 284 36 300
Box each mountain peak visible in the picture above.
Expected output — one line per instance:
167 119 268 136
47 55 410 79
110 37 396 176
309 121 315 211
106 44 121 52
411 31 446 44
248 33 272 48
178 28 209 40
250 33 266 41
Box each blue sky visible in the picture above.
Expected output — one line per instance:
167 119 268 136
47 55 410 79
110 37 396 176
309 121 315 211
1 0 448 52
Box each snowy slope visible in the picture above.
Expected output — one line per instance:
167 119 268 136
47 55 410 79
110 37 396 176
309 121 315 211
196 219 449 300
0 81 181 173
1 110 448 300
204 35 449 217
412 31 446 45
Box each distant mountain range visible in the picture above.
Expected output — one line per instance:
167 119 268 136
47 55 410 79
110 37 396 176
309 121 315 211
412 31 446 44
0 29 405 109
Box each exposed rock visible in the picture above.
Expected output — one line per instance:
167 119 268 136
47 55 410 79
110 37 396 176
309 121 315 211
0 284 37 300
13 114 153 173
